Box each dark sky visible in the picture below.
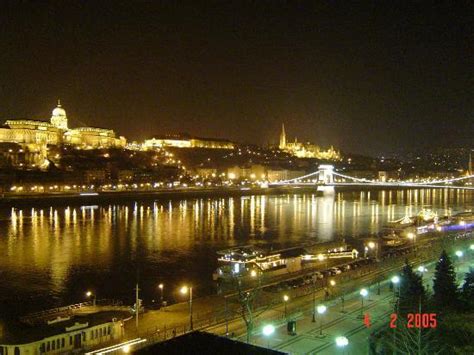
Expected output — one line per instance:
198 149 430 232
0 1 472 155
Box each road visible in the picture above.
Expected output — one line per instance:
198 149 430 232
245 255 473 354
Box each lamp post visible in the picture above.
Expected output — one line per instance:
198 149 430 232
180 285 193 331
317 304 327 337
407 232 416 256
335 336 349 353
85 290 96 306
391 275 400 307
359 288 368 317
262 324 275 349
283 294 289 319
158 283 164 304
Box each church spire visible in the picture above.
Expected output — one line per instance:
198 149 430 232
279 123 286 149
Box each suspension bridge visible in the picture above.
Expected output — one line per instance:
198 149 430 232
270 165 474 190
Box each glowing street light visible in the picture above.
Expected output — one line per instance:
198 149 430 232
470 244 474 251
85 290 96 306
417 266 427 273
317 304 327 336
180 285 193 330
262 324 275 348
329 280 336 287
335 335 349 348
250 269 258 278
455 250 463 258
407 232 417 255
158 283 164 303
262 324 275 336
359 288 368 317
283 294 289 318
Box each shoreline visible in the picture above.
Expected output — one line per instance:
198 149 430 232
0 186 317 207
1 185 470 208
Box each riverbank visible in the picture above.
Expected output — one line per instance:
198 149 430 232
1 185 471 208
0 186 319 207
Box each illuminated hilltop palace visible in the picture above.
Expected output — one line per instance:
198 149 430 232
0 101 126 167
279 123 341 160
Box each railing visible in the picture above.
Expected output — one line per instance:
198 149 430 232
19 299 124 325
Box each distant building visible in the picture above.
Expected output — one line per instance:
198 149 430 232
194 167 218 178
143 134 234 150
267 168 306 182
279 123 341 160
0 101 126 168
227 164 266 180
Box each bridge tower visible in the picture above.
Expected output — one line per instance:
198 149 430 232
318 164 334 184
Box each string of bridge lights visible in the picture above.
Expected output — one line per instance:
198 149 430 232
276 168 474 189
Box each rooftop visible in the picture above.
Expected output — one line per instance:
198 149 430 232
0 311 129 345
134 331 286 354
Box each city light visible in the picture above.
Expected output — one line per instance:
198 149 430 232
470 244 474 250
391 276 400 284
250 269 258 278
329 280 336 286
86 291 92 297
317 304 327 314
360 288 368 297
335 336 349 347
180 286 189 294
417 266 427 273
368 241 375 249
262 324 275 336
283 295 289 302
158 283 163 290
455 250 463 258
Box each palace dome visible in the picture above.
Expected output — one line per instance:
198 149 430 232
52 101 66 117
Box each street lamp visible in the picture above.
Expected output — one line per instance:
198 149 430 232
359 288 368 317
335 336 349 350
250 269 258 278
470 244 474 251
317 304 327 337
283 294 289 319
85 290 96 306
329 280 336 287
391 276 401 313
262 324 275 348
158 283 164 303
417 266 427 273
407 232 417 256
455 250 463 258
180 285 193 331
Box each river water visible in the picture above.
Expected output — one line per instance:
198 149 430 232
0 189 472 319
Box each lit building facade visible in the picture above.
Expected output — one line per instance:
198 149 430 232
143 134 234 150
0 101 126 167
279 123 341 160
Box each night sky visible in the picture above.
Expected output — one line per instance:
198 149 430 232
0 2 472 155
